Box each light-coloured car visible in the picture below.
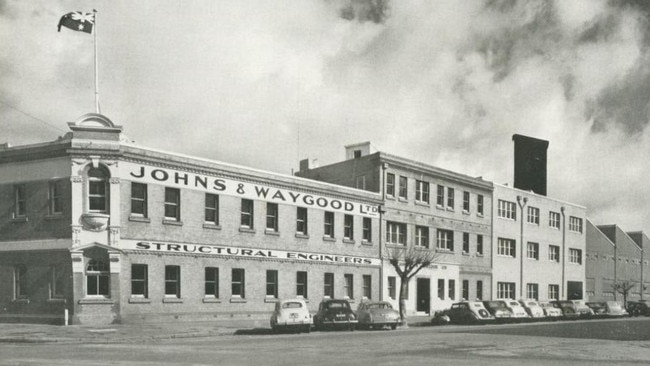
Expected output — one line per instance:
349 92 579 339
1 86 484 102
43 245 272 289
270 298 313 333
356 301 400 330
482 300 513 321
503 299 530 319
605 301 628 317
519 300 545 318
538 301 563 318
570 300 595 317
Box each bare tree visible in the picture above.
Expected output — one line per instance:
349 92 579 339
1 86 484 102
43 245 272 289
612 281 636 307
385 245 441 324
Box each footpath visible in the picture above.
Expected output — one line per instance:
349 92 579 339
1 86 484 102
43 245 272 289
0 315 433 344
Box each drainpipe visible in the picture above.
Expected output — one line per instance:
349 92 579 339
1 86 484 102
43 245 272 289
560 207 566 299
613 234 617 301
379 163 387 301
641 246 644 301
517 196 528 299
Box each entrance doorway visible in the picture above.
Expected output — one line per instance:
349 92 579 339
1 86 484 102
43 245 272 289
416 278 430 313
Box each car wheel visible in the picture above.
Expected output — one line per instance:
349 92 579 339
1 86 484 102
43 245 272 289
390 324 397 330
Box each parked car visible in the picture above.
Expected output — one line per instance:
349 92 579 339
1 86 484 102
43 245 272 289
519 300 545 319
550 300 580 319
446 301 494 324
270 298 313 333
570 300 595 317
313 299 358 331
538 301 563 319
503 299 530 320
430 310 451 325
356 301 400 330
605 301 628 317
585 302 608 316
482 300 513 321
626 301 650 317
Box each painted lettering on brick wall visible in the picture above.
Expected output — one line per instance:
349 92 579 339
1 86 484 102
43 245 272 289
120 162 379 217
121 240 380 266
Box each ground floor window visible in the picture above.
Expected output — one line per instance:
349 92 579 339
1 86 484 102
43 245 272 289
324 273 334 298
548 284 559 300
131 264 148 298
363 275 371 299
344 274 354 299
448 279 455 300
86 260 109 297
497 282 515 299
296 271 308 298
50 265 65 299
205 267 219 298
462 280 469 301
526 283 538 300
437 279 445 300
476 280 483 300
165 265 181 298
266 270 278 298
232 268 245 298
388 276 396 299
14 264 27 299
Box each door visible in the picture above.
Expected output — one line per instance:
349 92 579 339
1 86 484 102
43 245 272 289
417 278 431 313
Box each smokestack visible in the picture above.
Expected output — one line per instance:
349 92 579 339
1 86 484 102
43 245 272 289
512 134 549 196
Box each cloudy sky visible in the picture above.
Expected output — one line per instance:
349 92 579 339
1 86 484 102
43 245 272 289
1 0 649 235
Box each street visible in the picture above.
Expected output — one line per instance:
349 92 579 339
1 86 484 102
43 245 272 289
1 317 649 365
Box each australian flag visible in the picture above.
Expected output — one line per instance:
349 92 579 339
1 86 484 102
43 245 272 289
58 11 94 34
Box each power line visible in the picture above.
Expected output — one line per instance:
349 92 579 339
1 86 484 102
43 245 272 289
0 99 67 133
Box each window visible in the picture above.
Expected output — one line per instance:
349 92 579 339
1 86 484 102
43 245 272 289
49 180 64 215
131 183 147 217
448 279 455 300
324 211 335 238
462 232 470 254
415 226 429 248
569 216 583 233
13 185 27 218
549 245 560 262
50 266 65 298
527 242 539 260
266 203 278 231
165 265 181 298
477 194 484 215
497 282 515 299
356 175 366 190
204 194 219 225
363 275 371 299
463 191 470 212
477 235 484 255
569 248 582 264
398 176 408 200
87 260 109 297
549 211 560 228
526 283 539 300
296 207 308 235
14 264 27 299
548 284 559 300
386 173 395 197
164 188 180 221
527 206 539 225
344 274 354 298
205 267 219 298
436 185 445 206
131 264 148 297
415 180 429 203
343 214 354 240
296 271 308 298
324 272 334 298
362 217 372 242
476 280 483 300
462 280 469 301
388 277 396 299
497 238 516 257
231 268 245 297
266 270 278 298
240 199 254 229
386 221 407 245
446 187 454 209
88 167 108 213
436 229 454 251
438 279 445 300
497 200 516 220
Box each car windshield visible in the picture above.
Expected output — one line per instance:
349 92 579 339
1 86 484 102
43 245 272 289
485 302 506 308
508 301 520 306
282 302 303 309
471 303 483 308
325 302 350 309
368 303 392 309
526 302 537 307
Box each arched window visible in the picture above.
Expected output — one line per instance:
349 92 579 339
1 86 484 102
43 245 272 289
88 167 109 213
86 259 109 296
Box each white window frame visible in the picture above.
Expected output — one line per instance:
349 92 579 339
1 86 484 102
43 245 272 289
497 238 516 257
527 206 539 225
497 200 516 220
549 211 560 229
436 229 454 251
527 242 539 260
549 245 560 262
415 226 429 248
569 216 583 233
569 248 582 264
415 180 430 204
386 221 407 245
497 282 515 299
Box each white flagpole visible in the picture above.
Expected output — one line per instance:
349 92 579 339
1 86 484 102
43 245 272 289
93 9 100 114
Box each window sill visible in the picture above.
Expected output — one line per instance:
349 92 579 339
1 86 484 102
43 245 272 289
202 297 222 303
163 219 183 226
45 213 64 221
398 198 408 203
477 213 484 218
128 297 151 304
385 195 396 201
361 240 373 246
436 204 445 210
264 229 280 236
343 239 355 245
322 236 336 242
446 207 455 212
476 253 484 257
462 210 470 216
230 297 247 303
12 298 30 304
47 298 66 304
162 297 183 303
129 215 151 223
435 249 454 254
414 201 430 207
462 252 470 256
295 233 310 239
11 216 28 223
202 223 222 230
78 298 114 304
264 298 279 303
239 227 256 234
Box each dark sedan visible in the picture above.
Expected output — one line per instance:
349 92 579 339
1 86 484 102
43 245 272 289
313 299 358 331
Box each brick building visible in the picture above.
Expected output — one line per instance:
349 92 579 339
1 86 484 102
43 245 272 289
0 114 382 325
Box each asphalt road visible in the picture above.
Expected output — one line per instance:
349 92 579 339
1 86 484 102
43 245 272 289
2 317 649 366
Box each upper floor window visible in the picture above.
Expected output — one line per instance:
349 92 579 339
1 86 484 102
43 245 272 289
415 226 429 248
266 203 278 232
88 167 109 213
386 173 395 197
527 242 539 260
569 216 583 233
324 211 335 238
569 248 582 264
549 211 560 228
343 214 354 240
549 245 560 262
48 180 64 215
462 232 470 254
164 187 181 221
415 180 429 204
436 229 454 251
205 193 219 225
477 235 484 255
362 217 372 243
386 221 406 245
446 187 455 209
398 176 408 200
240 199 254 229
477 194 484 215
497 238 516 257
296 207 308 235
527 206 539 225
13 184 26 218
131 183 148 217
436 185 445 206
497 200 516 220
462 191 470 212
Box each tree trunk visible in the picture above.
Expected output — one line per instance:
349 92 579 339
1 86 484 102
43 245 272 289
399 276 409 325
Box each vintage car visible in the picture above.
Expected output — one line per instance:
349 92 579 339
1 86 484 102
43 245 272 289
356 301 400 330
503 299 530 320
586 301 627 317
519 300 545 319
446 301 495 324
605 301 628 317
569 300 595 317
550 300 581 319
313 299 358 331
626 301 650 317
482 300 513 321
585 302 608 316
269 298 313 333
538 301 563 318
